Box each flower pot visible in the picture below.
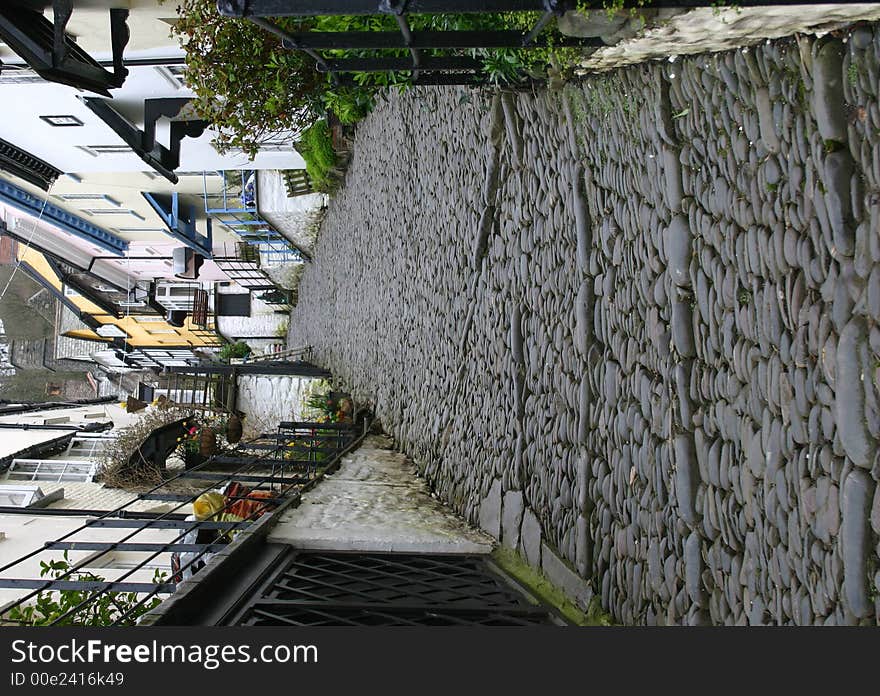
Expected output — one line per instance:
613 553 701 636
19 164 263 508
225 415 243 444
199 427 217 456
184 449 208 470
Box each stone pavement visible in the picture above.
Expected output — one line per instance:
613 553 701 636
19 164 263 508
290 26 880 625
268 435 493 554
568 5 880 71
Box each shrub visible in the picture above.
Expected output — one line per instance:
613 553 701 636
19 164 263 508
4 553 165 626
295 120 338 193
99 406 193 488
219 341 251 361
162 0 324 158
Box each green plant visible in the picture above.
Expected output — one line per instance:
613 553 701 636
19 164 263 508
578 0 646 20
295 120 338 193
848 61 859 87
160 0 325 158
478 49 530 86
300 379 352 423
4 553 165 626
322 87 373 125
306 391 336 415
165 2 595 151
219 341 251 361
275 319 290 337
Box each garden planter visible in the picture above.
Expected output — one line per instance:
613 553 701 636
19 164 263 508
184 449 208 469
199 427 217 456
226 414 243 444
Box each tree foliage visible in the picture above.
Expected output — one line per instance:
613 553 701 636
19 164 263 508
164 3 582 158
165 0 323 157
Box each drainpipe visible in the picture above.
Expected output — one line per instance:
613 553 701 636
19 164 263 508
0 421 112 432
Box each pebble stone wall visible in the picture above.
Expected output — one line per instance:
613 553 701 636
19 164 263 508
289 27 880 625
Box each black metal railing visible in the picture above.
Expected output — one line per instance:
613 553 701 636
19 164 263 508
218 0 598 86
220 550 566 626
219 0 874 86
0 420 364 626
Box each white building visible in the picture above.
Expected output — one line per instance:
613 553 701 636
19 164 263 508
0 400 182 617
0 2 310 368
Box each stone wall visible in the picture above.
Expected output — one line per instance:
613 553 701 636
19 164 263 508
257 170 327 255
290 26 880 625
236 374 310 436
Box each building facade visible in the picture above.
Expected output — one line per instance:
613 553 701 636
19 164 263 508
0 1 307 370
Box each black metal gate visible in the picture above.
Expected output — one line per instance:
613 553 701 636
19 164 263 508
212 549 566 626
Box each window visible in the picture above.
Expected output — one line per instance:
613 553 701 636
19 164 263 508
65 436 111 459
63 284 80 297
56 194 120 206
0 485 46 508
83 209 145 220
144 328 178 335
40 115 84 127
115 228 168 234
96 325 129 338
77 145 132 157
156 65 187 89
135 316 168 323
5 459 96 483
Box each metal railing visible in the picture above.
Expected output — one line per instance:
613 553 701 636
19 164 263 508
0 420 363 626
218 1 598 87
203 171 306 265
239 345 313 364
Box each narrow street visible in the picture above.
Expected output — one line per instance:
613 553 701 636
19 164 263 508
290 28 880 625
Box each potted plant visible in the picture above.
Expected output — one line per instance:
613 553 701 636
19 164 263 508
218 342 251 363
179 425 208 469
199 425 217 456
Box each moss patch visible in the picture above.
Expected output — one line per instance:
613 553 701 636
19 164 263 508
491 546 614 626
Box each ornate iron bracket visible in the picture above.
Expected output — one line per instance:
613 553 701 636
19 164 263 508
81 96 209 183
0 2 130 95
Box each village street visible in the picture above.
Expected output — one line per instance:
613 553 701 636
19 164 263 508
288 28 880 625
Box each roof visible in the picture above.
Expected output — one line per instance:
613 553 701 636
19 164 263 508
54 305 100 361
40 481 171 514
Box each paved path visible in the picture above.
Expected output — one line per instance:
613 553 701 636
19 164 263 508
268 435 493 554
290 26 880 625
